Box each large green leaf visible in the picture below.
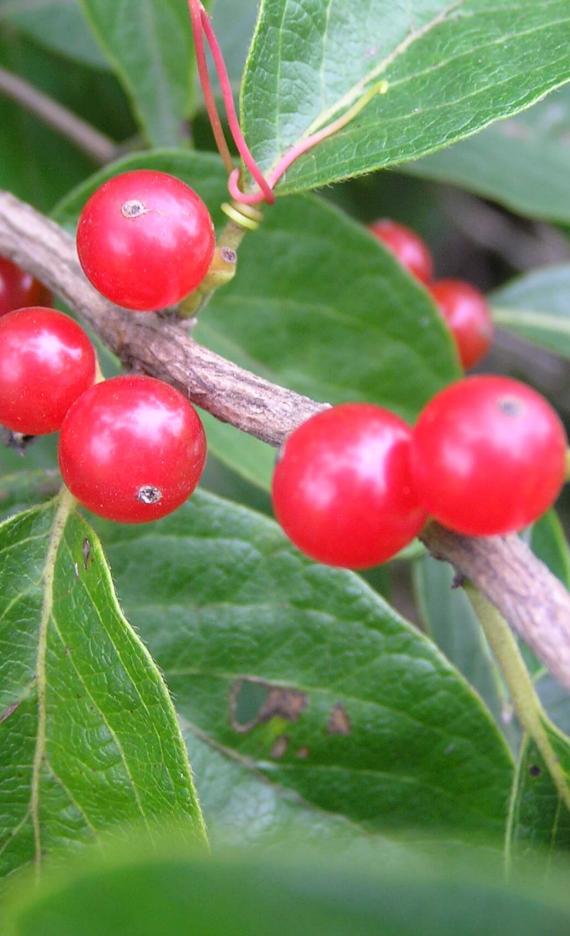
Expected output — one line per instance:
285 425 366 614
54 150 459 489
0 496 206 884
95 490 513 844
405 86 570 224
507 723 570 871
491 266 570 360
0 0 108 70
241 0 570 195
77 0 197 146
5 840 570 936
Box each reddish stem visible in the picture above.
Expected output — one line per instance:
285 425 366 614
199 8 275 204
188 0 234 174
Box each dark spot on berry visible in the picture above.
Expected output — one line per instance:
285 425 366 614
498 395 523 417
121 199 146 219
137 485 162 505
529 764 542 778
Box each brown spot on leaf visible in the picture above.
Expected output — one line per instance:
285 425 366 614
0 700 21 724
529 764 542 778
82 538 92 570
296 747 310 759
328 704 351 736
270 736 289 759
230 678 307 734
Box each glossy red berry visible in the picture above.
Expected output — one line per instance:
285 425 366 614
429 279 494 370
0 307 96 435
412 376 567 536
368 219 433 284
76 170 215 311
59 375 206 523
0 256 51 317
272 404 427 569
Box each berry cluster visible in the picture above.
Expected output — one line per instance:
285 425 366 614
369 219 494 370
272 378 567 569
0 171 214 523
0 306 206 523
0 174 566 556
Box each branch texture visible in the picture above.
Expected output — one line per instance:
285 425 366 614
1 189 570 691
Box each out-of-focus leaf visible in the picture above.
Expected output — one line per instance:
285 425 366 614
405 86 570 224
0 0 108 70
77 0 197 146
491 266 570 360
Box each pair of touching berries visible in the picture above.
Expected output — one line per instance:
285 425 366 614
0 171 566 569
369 219 494 370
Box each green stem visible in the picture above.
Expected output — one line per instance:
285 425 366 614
466 586 570 812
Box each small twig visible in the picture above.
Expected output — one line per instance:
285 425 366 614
0 66 116 166
1 189 570 690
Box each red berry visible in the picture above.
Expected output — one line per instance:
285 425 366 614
272 404 427 569
368 219 433 284
429 280 494 370
59 375 206 523
76 170 215 311
412 376 567 536
0 307 96 435
0 256 51 317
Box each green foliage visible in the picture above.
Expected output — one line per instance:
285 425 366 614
0 497 206 883
507 724 570 870
77 0 198 146
241 0 570 194
4 841 570 936
0 0 108 70
405 86 570 224
491 266 570 360
93 490 513 844
1 0 570 917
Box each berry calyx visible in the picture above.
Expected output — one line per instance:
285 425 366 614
76 170 216 311
368 219 433 284
429 279 494 370
272 404 427 569
0 307 96 435
0 256 51 317
412 376 567 536
59 375 207 523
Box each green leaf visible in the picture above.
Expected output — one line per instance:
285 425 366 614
95 490 513 844
77 0 196 146
404 86 570 224
0 36 96 210
0 495 206 884
507 723 570 871
54 150 459 489
0 0 109 70
212 0 259 89
0 470 60 522
241 0 570 195
491 266 570 360
413 556 517 748
529 513 570 736
5 839 570 936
